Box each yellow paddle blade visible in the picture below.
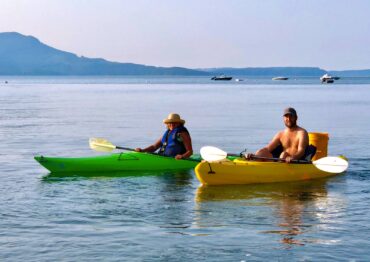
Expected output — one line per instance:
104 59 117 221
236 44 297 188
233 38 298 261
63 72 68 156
89 137 117 152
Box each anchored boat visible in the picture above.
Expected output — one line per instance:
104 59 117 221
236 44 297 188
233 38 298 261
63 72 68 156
211 75 232 81
272 76 289 80
320 73 340 83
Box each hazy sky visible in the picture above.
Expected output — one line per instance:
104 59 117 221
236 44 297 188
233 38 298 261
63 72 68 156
1 0 369 70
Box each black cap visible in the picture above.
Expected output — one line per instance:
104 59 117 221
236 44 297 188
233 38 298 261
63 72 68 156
283 107 297 116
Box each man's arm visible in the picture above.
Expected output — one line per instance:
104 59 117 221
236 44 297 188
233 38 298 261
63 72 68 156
266 132 282 153
246 132 282 160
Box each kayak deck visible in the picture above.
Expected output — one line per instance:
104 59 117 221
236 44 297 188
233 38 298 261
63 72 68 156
35 152 201 173
195 158 344 186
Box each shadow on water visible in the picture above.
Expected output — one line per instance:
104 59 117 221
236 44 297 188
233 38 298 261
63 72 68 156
41 169 193 184
40 169 196 235
195 178 343 247
153 170 194 186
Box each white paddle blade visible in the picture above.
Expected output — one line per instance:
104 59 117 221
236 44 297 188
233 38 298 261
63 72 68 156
313 156 349 173
89 137 116 152
200 146 228 162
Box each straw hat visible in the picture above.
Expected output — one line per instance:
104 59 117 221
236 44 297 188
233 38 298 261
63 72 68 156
163 113 185 124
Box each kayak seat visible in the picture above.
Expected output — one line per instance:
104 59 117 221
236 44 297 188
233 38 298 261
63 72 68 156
271 145 284 159
303 144 317 161
271 144 317 161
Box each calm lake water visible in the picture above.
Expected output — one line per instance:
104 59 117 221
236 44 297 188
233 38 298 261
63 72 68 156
1 76 370 261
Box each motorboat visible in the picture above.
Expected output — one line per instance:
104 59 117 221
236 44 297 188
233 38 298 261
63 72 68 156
323 78 334 84
320 73 331 81
320 73 340 83
272 77 289 80
211 75 232 81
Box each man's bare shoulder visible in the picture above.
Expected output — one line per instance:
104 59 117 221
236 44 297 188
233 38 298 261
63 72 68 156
296 126 308 134
275 130 285 138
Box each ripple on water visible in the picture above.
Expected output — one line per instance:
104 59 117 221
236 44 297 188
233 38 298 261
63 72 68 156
1 80 370 260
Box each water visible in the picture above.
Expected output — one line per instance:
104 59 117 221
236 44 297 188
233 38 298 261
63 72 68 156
1 76 370 261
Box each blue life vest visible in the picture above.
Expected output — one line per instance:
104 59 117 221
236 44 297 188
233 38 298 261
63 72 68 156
159 126 189 157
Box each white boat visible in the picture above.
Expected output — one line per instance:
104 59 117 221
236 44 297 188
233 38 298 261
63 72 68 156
320 73 331 81
272 77 289 80
320 73 340 83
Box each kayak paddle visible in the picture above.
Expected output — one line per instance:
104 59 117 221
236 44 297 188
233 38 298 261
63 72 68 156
89 137 135 152
200 146 349 173
89 137 199 162
200 146 240 161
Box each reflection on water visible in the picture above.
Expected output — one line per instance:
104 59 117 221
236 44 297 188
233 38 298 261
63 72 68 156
194 179 346 247
195 179 329 202
42 169 193 183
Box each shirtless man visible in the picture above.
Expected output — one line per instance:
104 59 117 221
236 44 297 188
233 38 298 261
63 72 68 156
248 107 309 163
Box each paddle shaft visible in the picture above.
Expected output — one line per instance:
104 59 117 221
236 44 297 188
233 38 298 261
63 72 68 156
200 146 348 173
224 152 309 163
245 155 347 173
248 155 310 164
227 153 241 157
116 146 136 151
90 138 198 162
117 146 199 162
243 154 346 172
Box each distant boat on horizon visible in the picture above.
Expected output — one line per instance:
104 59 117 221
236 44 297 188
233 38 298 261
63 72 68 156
211 75 233 81
320 73 339 83
272 76 289 80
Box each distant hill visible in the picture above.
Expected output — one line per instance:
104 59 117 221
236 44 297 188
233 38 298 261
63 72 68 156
329 69 370 77
1 32 370 76
0 32 207 76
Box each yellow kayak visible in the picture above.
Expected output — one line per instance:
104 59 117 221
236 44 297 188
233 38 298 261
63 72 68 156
195 158 346 186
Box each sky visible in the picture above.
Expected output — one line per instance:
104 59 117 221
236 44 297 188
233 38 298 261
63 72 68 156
0 0 370 70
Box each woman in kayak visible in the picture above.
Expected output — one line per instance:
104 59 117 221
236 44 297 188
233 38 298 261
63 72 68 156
135 113 193 159
246 107 314 163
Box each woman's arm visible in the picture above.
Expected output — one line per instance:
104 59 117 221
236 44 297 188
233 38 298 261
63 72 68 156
176 132 193 159
135 138 162 153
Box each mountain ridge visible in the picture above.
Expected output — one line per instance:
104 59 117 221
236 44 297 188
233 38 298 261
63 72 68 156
0 32 206 76
0 32 369 77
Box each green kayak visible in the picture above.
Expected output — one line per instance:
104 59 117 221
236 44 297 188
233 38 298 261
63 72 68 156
34 151 201 173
